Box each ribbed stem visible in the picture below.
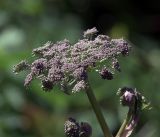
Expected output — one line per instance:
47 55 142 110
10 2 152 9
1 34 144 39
115 108 132 137
85 81 113 137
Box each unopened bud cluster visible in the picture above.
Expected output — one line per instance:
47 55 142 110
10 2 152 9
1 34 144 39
117 87 144 110
64 118 92 137
117 87 151 136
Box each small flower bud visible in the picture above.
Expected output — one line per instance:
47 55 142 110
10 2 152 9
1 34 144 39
13 60 30 74
120 91 135 107
73 67 87 80
24 73 33 87
118 87 136 107
99 68 113 80
72 80 86 93
112 59 121 72
121 47 129 56
83 27 98 38
41 79 53 91
31 58 47 75
117 87 134 96
64 118 80 137
79 122 92 137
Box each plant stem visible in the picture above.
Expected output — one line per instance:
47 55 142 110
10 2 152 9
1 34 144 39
115 108 132 137
85 81 113 137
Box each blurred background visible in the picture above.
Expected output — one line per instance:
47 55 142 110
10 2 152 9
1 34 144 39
0 0 160 137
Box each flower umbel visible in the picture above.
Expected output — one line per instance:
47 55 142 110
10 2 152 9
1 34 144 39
13 28 131 93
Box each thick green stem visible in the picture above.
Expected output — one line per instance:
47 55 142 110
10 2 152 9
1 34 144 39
115 108 132 137
85 81 113 137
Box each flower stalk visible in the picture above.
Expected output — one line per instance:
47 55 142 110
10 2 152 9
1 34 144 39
85 80 113 137
115 108 132 137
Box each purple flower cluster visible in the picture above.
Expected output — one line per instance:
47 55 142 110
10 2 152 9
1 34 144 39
64 118 80 137
64 118 92 137
13 28 131 93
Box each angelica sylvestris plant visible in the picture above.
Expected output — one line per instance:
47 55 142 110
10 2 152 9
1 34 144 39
13 27 151 137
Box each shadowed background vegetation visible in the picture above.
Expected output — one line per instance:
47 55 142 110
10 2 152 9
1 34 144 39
0 0 160 137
